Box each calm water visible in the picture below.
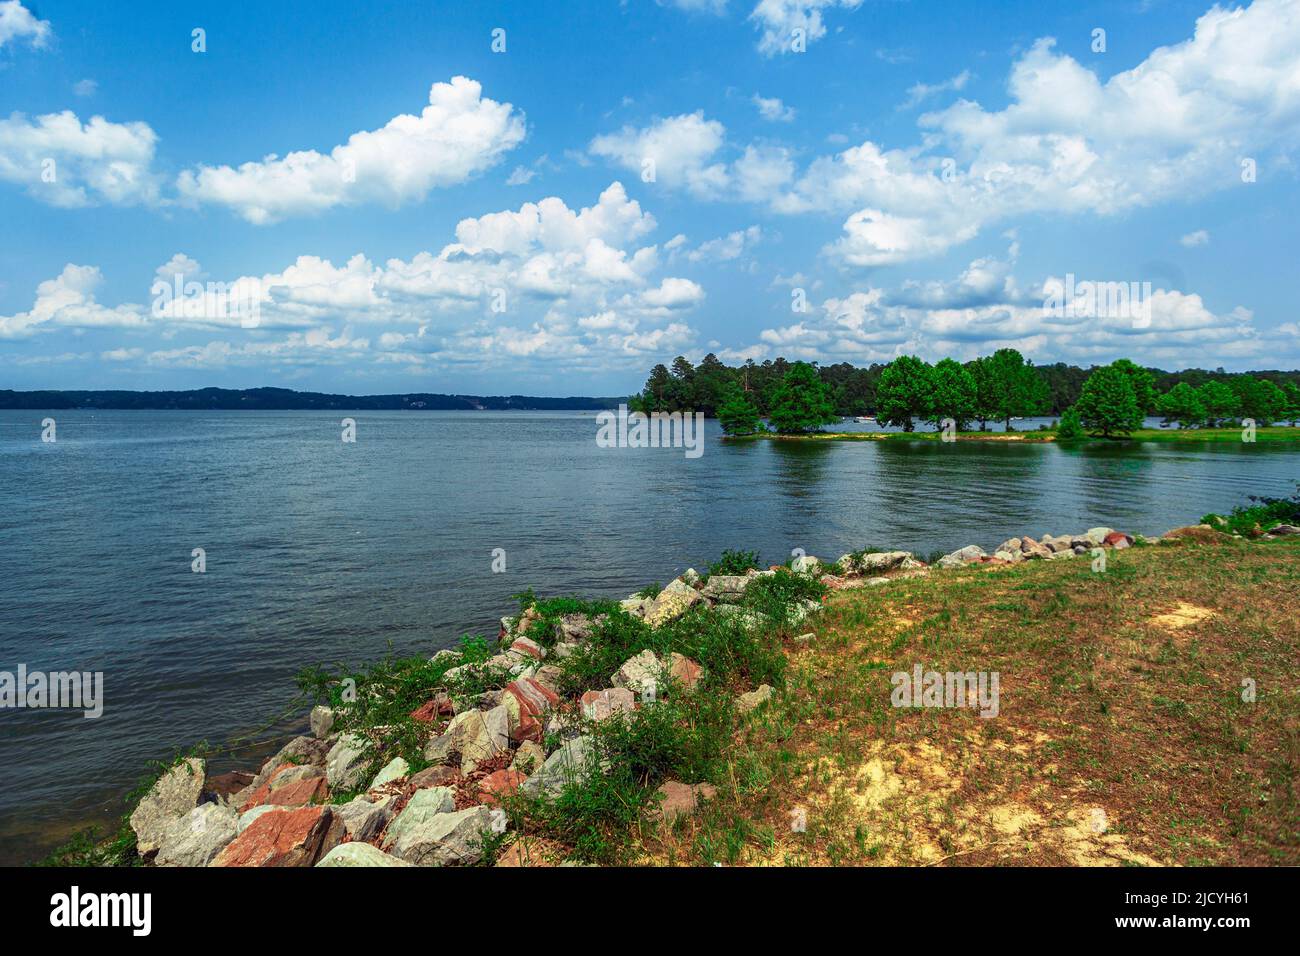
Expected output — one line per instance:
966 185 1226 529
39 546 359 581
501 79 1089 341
1 409 1297 863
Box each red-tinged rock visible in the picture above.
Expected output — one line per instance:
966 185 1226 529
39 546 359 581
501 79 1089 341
667 653 703 694
509 637 544 660
237 764 291 812
579 687 637 721
514 710 543 743
505 677 559 717
1103 531 1133 548
478 769 526 806
213 806 343 867
262 775 328 808
410 695 453 723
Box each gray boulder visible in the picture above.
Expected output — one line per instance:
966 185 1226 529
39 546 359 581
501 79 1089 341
154 803 239 867
791 555 821 574
521 736 606 797
316 842 413 867
130 757 206 857
368 756 410 790
335 794 394 842
611 649 662 695
857 551 913 574
325 733 369 791
384 801 494 866
700 574 749 603
737 684 775 714
423 707 509 774
309 705 335 739
937 545 986 569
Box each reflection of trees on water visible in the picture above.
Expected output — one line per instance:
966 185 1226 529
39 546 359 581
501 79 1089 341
873 440 1051 539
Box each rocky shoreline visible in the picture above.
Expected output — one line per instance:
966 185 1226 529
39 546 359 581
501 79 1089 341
117 518 1299 868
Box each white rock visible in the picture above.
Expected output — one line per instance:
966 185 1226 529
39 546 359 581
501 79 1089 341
316 842 413 867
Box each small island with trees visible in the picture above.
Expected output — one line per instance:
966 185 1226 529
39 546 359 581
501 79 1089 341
628 350 1300 442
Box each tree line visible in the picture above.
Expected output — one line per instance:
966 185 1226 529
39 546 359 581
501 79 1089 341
629 352 1300 437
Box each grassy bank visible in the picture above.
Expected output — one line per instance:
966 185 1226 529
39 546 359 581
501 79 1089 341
48 526 1298 868
631 537 1300 866
725 425 1300 444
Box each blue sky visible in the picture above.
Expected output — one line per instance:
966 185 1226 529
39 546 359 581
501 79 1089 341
1 0 1297 395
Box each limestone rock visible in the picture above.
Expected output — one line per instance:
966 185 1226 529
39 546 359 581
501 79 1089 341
316 842 413 867
737 684 774 715
611 649 663 696
335 794 394 842
325 733 369 791
579 687 637 721
385 804 495 867
857 551 913 574
309 705 335 739
382 787 457 855
521 736 605 797
154 803 239 867
130 757 206 857
424 707 510 774
509 740 546 775
643 579 703 627
369 756 410 790
937 545 986 568
700 574 749 603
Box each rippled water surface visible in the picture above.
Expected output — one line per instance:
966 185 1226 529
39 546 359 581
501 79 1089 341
1 408 1296 862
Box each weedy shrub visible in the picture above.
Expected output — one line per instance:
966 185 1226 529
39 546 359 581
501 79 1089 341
295 634 498 774
1203 484 1300 536
742 568 827 626
707 549 761 577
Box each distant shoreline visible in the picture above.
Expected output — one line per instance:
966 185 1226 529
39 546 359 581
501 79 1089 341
0 387 617 412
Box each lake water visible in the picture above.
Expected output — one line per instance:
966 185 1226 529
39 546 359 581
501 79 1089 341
1 408 1296 863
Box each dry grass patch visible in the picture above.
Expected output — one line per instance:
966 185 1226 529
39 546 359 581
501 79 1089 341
637 537 1299 866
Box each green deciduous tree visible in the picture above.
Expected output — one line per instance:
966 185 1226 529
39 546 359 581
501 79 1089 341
874 355 934 432
1197 380 1240 427
926 358 977 430
767 362 839 434
985 348 1049 430
1156 381 1206 428
1056 405 1084 441
1231 375 1289 426
1076 365 1143 438
1109 358 1158 414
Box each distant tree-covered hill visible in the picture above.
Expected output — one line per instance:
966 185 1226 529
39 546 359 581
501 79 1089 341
0 387 615 411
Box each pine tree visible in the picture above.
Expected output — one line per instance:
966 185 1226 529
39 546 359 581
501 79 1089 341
716 383 763 435
767 362 839 434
